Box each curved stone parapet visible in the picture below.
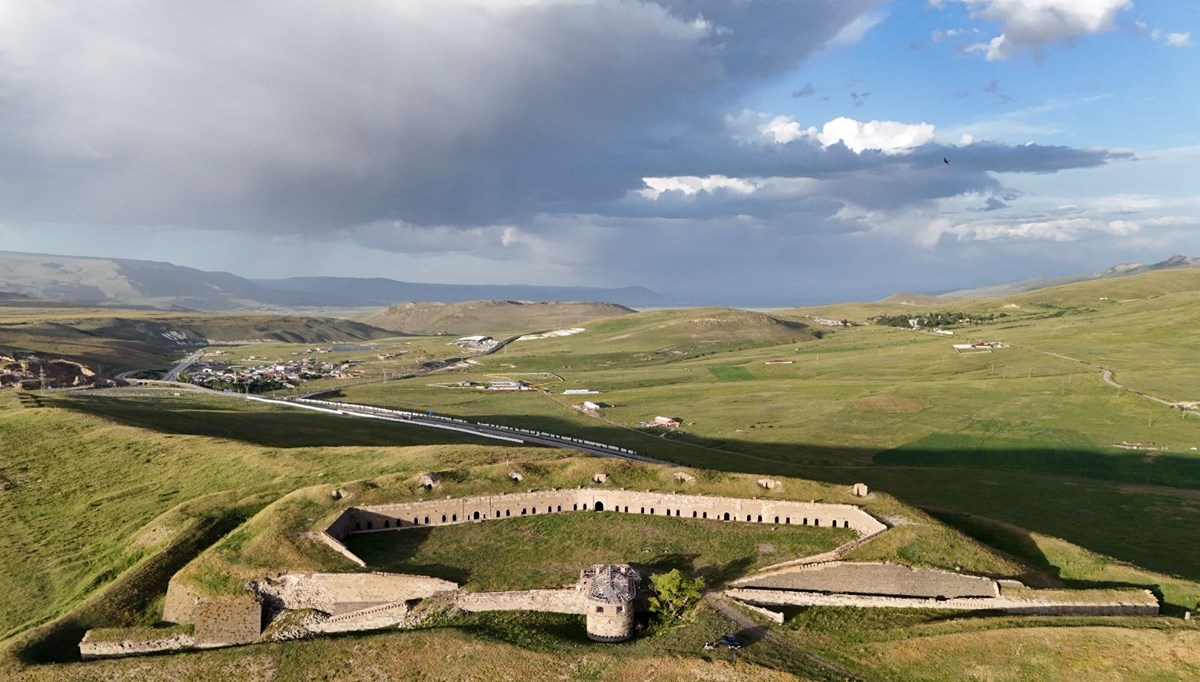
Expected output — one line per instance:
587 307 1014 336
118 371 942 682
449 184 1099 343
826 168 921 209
322 489 887 560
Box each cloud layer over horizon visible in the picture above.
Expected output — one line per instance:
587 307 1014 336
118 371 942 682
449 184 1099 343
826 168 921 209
0 0 1195 301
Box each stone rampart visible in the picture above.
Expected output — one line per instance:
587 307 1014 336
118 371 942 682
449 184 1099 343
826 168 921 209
162 578 205 624
457 589 585 615
326 489 887 555
252 572 458 614
311 530 365 567
730 600 786 625
726 587 1160 616
193 597 262 647
79 631 194 660
314 602 415 633
733 561 999 599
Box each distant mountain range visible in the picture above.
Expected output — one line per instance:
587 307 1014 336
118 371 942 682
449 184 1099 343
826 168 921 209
254 277 668 308
939 255 1200 300
3 250 1196 312
0 251 668 311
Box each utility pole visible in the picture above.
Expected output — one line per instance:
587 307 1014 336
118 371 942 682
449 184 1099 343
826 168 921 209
39 366 46 391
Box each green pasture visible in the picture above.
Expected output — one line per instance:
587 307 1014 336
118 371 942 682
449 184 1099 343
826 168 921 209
5 269 1200 680
0 391 518 642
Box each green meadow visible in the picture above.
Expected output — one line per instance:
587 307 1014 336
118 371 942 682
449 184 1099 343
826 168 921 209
4 269 1200 680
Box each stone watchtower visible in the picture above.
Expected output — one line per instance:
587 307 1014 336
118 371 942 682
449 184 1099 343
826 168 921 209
579 564 639 642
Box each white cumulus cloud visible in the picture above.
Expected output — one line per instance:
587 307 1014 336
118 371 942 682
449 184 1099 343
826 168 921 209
638 175 761 200
1166 32 1192 47
816 117 937 154
951 0 1131 60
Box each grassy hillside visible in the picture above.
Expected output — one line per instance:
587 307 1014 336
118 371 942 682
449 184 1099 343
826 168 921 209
0 391 516 642
6 268 1200 680
491 307 818 372
361 300 634 336
0 305 393 376
303 269 1200 585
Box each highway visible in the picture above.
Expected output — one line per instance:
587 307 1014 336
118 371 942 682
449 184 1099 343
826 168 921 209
246 395 670 465
100 332 669 465
162 350 203 382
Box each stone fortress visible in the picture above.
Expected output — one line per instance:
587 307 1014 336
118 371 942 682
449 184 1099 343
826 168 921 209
83 481 1161 660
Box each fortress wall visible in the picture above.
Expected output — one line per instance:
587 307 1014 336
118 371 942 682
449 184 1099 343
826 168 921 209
324 510 357 541
336 489 887 539
457 589 585 614
309 572 457 604
345 489 583 533
726 588 1160 616
577 490 887 537
162 578 205 625
79 631 194 660
315 602 414 633
732 561 1000 599
193 598 262 647
314 531 366 567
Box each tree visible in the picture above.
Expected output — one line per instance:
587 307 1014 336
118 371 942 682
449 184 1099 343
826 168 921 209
647 569 704 622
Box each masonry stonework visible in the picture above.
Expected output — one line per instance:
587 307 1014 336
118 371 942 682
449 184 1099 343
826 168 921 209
193 597 262 647
324 489 888 552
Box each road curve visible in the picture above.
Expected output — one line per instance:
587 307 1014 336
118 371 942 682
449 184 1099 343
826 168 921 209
162 350 203 382
251 395 671 465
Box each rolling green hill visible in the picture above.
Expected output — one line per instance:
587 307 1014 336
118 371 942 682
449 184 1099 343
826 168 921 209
0 306 394 377
361 300 633 336
6 269 1200 681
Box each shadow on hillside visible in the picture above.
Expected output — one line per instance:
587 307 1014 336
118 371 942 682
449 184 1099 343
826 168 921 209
342 528 473 585
631 554 755 589
924 508 1188 618
40 395 501 448
12 508 254 665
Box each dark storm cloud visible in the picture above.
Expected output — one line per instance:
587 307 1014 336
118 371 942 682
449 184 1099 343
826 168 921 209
0 0 1142 298
0 0 881 231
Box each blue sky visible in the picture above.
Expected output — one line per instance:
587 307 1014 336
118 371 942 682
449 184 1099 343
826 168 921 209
0 1 1196 304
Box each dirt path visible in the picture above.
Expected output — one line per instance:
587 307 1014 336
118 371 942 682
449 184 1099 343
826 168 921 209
1023 346 1199 416
704 594 864 681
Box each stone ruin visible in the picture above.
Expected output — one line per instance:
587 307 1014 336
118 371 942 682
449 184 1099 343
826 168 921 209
418 473 440 490
592 473 608 484
851 483 869 497
193 597 263 647
508 471 524 482
757 478 781 490
672 471 696 484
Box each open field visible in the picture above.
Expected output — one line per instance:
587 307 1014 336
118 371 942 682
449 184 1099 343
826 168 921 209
5 269 1200 679
297 271 1200 586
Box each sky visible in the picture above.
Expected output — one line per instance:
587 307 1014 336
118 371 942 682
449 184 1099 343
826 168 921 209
0 0 1196 304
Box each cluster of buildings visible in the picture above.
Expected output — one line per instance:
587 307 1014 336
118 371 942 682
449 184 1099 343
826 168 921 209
186 354 362 391
455 335 498 351
951 341 1007 354
640 416 681 428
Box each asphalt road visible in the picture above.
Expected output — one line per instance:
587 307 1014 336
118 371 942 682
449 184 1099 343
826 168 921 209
162 350 203 382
